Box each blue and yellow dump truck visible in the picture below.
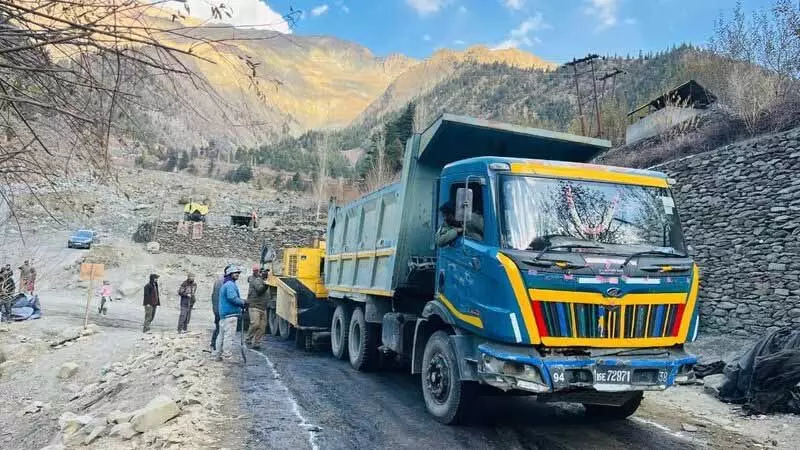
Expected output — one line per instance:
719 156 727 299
269 114 699 424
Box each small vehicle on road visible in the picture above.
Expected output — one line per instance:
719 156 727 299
67 229 96 249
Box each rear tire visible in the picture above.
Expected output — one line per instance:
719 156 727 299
330 304 351 360
583 392 644 420
278 317 293 340
421 330 475 425
267 308 278 336
347 307 379 371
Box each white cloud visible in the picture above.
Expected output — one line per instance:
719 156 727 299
584 0 619 30
458 5 468 13
423 34 432 41
453 39 465 45
492 13 551 50
341 5 350 13
164 0 291 33
503 0 525 10
624 17 637 25
406 0 450 16
311 4 329 16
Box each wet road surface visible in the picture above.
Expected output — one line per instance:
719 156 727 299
234 337 749 450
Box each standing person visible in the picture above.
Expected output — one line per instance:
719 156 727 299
213 265 246 361
245 266 269 349
177 273 197 333
209 266 228 351
27 265 36 294
18 261 31 294
98 280 112 315
142 274 160 333
0 266 14 322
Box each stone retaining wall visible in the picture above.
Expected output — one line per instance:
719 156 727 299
655 128 800 336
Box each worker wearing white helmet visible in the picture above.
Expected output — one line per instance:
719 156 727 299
212 264 248 361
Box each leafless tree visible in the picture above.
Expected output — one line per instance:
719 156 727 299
363 125 391 193
709 0 800 133
0 0 299 227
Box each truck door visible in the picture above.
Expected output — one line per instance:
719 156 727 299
436 180 493 331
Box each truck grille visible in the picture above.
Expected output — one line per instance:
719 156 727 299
533 302 684 339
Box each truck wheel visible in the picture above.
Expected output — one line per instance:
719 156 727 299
330 305 351 360
278 317 294 340
347 307 379 371
583 392 643 420
268 309 279 336
421 330 475 425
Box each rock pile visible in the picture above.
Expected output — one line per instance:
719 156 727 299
137 218 324 260
50 332 223 449
657 127 800 336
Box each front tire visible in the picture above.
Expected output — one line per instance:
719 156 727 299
347 307 379 371
421 330 475 425
583 392 643 420
330 305 351 360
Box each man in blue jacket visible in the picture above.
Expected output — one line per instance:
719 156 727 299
213 265 247 361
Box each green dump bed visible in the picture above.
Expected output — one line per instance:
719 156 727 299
324 114 611 300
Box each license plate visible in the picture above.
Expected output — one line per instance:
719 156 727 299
595 367 632 384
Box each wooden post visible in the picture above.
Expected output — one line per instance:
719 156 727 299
84 277 92 328
80 264 105 329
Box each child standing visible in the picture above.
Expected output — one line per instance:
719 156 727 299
98 280 112 315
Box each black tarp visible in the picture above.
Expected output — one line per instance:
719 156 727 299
719 327 800 414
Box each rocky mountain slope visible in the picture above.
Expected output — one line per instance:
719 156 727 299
115 8 557 150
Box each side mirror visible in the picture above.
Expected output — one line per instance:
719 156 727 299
455 188 473 223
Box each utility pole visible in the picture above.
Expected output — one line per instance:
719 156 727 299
588 57 602 138
564 54 600 136
566 62 586 135
598 68 625 102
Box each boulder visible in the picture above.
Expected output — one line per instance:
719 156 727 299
131 396 180 432
146 242 161 253
106 410 135 424
118 280 142 298
58 362 79 380
83 425 106 445
109 422 137 440
0 360 18 376
58 412 93 434
703 373 726 397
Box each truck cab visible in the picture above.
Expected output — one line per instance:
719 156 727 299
429 158 698 416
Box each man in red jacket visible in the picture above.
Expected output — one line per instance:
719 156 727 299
142 273 160 333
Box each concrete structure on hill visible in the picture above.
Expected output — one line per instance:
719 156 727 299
625 80 717 145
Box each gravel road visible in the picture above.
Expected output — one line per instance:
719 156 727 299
229 337 760 450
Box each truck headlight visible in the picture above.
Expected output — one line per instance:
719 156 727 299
481 355 545 386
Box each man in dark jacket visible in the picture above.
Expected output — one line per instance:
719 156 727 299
210 270 225 350
177 273 197 333
0 265 15 322
142 273 160 333
245 266 270 349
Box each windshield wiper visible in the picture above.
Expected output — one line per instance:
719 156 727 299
620 250 688 268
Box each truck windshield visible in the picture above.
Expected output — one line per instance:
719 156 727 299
500 175 686 254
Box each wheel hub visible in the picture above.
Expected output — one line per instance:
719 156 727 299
426 353 450 403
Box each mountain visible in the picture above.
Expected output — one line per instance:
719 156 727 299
351 46 556 125
253 45 754 179
114 10 560 151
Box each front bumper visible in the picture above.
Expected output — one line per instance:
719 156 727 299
69 241 91 248
476 342 696 394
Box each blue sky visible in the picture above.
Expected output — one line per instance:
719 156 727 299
194 1 777 63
